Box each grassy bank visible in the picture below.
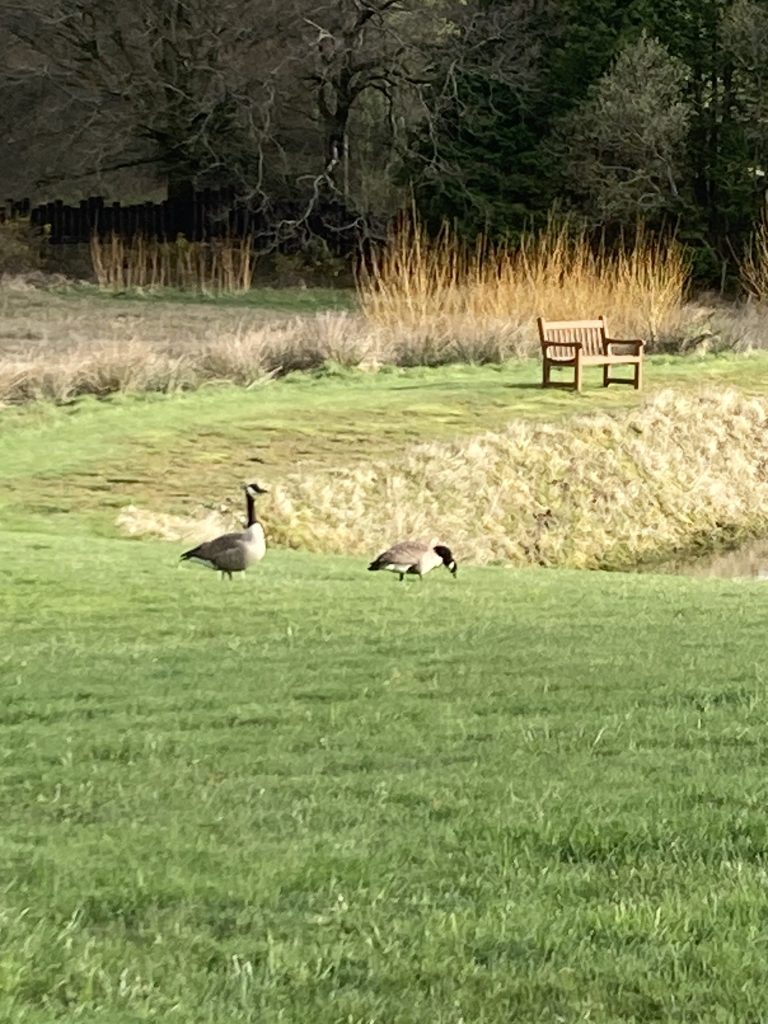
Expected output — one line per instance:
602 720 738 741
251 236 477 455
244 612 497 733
3 532 768 1022
5 356 768 568
271 387 768 568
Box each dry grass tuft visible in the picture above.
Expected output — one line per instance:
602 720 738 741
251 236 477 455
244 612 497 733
0 342 196 403
0 305 387 402
116 505 234 544
3 242 767 406
262 389 768 568
0 215 709 407
0 218 48 275
0 292 526 402
358 216 691 355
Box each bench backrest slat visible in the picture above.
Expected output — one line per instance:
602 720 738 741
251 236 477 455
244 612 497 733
538 316 606 358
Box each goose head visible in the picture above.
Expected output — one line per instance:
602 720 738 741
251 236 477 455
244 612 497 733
433 544 458 576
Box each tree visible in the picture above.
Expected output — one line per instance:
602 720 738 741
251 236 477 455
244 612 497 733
0 0 291 200
722 0 768 191
406 0 553 237
555 33 691 224
630 0 768 282
0 0 453 246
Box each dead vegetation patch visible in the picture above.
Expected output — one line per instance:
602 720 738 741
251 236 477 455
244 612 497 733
116 504 233 543
261 389 768 568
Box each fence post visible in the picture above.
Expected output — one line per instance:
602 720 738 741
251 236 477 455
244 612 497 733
51 200 64 243
87 196 104 239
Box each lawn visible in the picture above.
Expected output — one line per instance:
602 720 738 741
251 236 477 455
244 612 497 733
5 353 768 536
3 532 768 1022
5 352 768 1020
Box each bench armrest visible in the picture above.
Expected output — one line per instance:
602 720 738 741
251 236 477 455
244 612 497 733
542 340 582 353
604 337 645 353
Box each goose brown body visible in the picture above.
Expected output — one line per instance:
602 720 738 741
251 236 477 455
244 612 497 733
180 483 267 579
368 539 458 581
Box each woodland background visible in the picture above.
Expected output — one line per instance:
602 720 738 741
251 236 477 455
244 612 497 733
1 0 768 288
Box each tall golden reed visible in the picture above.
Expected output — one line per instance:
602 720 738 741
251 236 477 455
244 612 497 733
739 202 768 302
358 215 690 346
90 233 254 293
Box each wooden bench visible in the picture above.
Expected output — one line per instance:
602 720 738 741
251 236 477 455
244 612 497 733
538 316 645 392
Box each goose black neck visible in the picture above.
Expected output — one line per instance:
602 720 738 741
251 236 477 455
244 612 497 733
245 490 257 527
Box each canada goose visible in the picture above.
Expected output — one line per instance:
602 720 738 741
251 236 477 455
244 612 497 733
179 482 268 580
368 539 458 582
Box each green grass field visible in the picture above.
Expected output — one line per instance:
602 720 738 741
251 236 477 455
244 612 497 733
4 536 768 1022
5 355 768 1021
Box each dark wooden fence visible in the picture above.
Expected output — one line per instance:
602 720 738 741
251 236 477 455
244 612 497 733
0 190 362 255
1 198 31 222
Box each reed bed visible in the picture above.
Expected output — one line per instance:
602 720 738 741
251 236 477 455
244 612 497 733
90 234 255 292
739 201 768 303
358 217 691 354
261 389 768 569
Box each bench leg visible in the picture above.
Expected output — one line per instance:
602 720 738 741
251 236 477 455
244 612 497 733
602 363 610 388
634 359 643 390
543 359 583 390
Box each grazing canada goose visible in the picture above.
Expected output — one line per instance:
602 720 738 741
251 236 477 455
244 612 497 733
368 539 458 582
179 482 268 580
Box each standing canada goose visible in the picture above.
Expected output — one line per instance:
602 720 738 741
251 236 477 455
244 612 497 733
179 482 268 580
368 539 458 582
